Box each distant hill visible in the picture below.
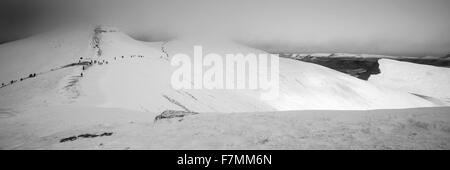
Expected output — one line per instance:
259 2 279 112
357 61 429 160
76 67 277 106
280 53 450 80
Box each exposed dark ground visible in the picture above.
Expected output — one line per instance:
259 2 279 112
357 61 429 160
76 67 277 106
280 54 450 80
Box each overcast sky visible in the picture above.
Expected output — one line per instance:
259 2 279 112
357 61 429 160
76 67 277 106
1 0 449 57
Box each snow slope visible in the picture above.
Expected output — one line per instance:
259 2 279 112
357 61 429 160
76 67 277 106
1 28 449 150
0 26 94 83
72 35 440 112
1 105 449 149
369 59 450 102
0 28 444 113
158 39 438 110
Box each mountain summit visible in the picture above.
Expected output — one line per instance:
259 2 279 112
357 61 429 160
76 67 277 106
0 27 446 112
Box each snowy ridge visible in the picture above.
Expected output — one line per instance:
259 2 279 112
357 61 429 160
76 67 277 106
0 28 445 113
0 27 95 83
370 59 450 101
0 27 449 150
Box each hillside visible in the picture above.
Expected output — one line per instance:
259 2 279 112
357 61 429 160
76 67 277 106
1 27 449 150
0 27 445 113
370 59 450 102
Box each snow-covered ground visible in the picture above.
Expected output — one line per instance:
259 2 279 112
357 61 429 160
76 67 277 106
0 26 95 83
0 27 449 149
370 59 450 102
1 106 449 149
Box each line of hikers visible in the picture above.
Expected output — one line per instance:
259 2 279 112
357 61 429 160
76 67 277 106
2 54 146 88
90 59 109 65
1 73 38 88
79 54 145 77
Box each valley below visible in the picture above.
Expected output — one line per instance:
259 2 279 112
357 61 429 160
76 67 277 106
280 53 450 80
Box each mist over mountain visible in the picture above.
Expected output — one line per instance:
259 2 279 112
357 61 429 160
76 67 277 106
1 0 449 57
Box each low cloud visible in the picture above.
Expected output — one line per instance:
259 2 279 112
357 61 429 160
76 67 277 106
1 0 449 56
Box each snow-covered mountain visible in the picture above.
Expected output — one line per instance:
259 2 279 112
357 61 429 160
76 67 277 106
0 26 95 83
370 59 450 102
0 27 446 113
1 26 450 150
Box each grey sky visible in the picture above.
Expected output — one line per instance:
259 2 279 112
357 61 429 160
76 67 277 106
1 0 449 57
